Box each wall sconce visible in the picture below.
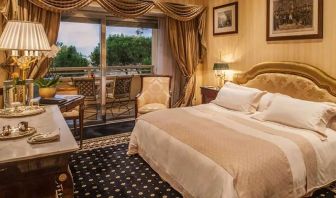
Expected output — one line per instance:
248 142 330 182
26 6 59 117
213 63 229 87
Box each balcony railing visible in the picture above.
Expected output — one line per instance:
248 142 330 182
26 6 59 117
52 65 154 78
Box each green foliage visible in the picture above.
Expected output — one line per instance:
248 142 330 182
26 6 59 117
35 75 60 88
53 43 89 67
90 34 152 66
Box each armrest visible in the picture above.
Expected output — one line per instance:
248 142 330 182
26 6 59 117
135 92 143 119
135 92 142 99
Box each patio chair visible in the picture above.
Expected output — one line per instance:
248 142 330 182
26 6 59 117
135 75 171 118
107 76 133 118
73 77 99 120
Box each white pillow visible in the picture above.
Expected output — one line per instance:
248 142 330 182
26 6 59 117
224 82 272 111
253 95 336 139
224 82 262 93
258 93 274 112
325 102 336 131
212 87 266 113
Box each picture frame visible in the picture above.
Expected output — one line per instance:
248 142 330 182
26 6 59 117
213 2 238 35
267 0 323 41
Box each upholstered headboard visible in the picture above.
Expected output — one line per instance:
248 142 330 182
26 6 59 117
235 62 336 103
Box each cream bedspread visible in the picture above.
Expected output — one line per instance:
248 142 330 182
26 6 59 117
128 103 336 198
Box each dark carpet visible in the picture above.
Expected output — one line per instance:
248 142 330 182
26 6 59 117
68 133 336 198
70 134 181 198
83 121 135 139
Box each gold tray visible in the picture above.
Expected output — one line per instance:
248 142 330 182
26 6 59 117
0 106 45 118
0 127 37 140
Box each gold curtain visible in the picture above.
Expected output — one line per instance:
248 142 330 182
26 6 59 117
155 1 204 22
167 11 206 107
97 0 155 18
28 0 93 12
0 0 10 86
27 0 205 21
1 0 61 79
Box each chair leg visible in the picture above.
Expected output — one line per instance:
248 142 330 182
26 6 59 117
79 118 83 149
96 104 99 120
73 119 77 136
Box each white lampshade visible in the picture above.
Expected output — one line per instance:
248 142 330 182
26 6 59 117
0 21 51 52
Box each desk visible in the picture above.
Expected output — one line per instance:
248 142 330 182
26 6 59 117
0 106 79 198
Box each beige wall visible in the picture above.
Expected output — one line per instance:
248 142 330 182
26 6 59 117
203 0 336 86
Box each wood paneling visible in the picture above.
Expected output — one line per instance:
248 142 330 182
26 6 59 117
203 0 336 86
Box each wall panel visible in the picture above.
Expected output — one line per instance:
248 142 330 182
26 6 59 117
204 0 336 86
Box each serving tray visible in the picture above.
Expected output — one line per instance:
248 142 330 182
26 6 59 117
0 106 45 118
0 127 37 140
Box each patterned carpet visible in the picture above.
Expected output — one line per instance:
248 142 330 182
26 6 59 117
67 133 336 198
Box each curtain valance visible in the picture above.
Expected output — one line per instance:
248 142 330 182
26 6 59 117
27 0 205 21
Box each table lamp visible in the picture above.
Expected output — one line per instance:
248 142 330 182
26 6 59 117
0 21 51 80
0 21 51 106
213 63 229 87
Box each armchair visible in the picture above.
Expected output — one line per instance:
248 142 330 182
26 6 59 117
135 75 172 118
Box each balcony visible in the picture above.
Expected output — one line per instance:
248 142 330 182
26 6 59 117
54 65 154 125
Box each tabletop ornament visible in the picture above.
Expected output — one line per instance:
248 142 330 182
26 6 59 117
0 100 45 118
0 121 36 140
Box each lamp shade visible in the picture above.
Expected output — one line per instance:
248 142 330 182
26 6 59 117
213 63 229 70
0 21 51 51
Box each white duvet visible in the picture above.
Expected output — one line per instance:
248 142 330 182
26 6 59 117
128 103 336 198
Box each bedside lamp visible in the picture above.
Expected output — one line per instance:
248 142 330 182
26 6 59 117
0 21 51 106
213 63 229 87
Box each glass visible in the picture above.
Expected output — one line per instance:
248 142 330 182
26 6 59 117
106 26 152 67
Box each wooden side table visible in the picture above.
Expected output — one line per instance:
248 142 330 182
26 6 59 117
200 86 220 104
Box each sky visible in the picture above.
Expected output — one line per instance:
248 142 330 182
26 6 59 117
57 22 152 57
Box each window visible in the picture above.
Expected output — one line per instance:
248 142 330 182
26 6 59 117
54 21 100 67
52 17 157 77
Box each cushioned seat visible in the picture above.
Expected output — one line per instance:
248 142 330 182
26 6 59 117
62 109 79 118
138 103 167 114
136 76 172 117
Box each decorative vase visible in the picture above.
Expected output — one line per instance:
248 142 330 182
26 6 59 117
39 87 56 98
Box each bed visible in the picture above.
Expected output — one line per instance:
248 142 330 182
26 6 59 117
127 62 336 198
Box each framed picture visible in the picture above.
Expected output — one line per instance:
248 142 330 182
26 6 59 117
213 2 238 35
267 0 323 41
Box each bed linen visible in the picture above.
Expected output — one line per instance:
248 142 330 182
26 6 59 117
127 103 336 198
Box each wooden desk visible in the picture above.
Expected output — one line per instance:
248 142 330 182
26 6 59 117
0 106 79 198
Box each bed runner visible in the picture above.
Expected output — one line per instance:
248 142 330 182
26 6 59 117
138 107 318 198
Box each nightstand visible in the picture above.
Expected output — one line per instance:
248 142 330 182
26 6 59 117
200 86 220 104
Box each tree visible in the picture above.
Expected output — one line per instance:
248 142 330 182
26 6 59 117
90 34 152 67
53 44 89 67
